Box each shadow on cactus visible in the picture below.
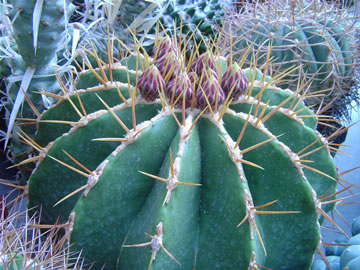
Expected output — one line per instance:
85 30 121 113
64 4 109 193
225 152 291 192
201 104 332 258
224 0 359 120
19 25 354 269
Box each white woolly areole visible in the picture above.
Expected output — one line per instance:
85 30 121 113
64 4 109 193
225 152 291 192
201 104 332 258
248 251 259 270
233 96 305 126
278 107 305 125
164 113 195 204
315 130 332 157
78 64 139 78
60 109 107 138
67 211 76 234
313 189 322 220
78 81 136 92
111 109 169 157
84 160 109 197
206 113 247 183
35 141 55 168
150 222 164 262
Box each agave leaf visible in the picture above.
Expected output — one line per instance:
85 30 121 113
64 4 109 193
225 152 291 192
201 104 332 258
32 0 44 55
4 66 36 149
126 0 169 33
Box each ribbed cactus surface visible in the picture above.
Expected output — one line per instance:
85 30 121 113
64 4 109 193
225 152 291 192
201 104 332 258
157 0 228 49
228 0 358 119
27 34 338 269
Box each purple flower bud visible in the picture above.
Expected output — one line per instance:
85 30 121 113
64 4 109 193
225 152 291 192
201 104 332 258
138 65 165 101
154 51 181 79
153 36 178 59
166 72 193 108
187 71 198 86
196 75 225 111
191 52 217 76
221 63 247 100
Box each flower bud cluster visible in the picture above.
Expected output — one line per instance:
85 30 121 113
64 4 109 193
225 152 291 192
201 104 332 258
137 36 248 110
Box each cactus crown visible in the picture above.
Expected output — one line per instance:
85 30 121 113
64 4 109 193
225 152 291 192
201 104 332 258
22 25 343 270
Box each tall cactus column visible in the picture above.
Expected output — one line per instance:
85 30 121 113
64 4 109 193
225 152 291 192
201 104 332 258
4 0 74 176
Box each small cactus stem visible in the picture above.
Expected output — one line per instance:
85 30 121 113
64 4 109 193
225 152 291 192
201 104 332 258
84 160 109 197
207 115 247 183
164 114 195 205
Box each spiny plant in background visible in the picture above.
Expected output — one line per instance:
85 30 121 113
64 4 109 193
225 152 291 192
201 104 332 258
146 0 232 52
0 192 84 269
224 0 359 120
70 0 234 62
10 22 356 269
0 0 75 180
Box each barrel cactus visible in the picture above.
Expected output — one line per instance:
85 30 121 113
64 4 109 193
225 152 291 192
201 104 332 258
226 0 359 119
24 31 342 269
150 0 232 51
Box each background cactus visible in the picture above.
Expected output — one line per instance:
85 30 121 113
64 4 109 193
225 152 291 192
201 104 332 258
311 216 360 270
71 0 234 61
22 30 343 269
0 193 84 269
149 0 232 52
0 0 75 179
225 0 359 120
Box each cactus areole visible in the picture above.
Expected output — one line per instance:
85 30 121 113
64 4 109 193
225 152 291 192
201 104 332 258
27 35 338 269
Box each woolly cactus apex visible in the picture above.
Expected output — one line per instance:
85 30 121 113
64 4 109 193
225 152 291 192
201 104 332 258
221 62 247 100
166 72 193 108
138 65 165 101
196 74 225 110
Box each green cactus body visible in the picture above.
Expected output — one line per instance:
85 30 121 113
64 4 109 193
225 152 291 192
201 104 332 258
115 0 230 52
27 36 338 269
9 0 73 67
229 2 357 119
